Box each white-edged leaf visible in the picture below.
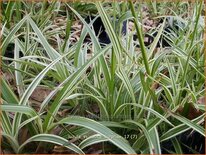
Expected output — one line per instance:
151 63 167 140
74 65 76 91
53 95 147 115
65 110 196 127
53 116 136 154
18 134 84 154
79 134 108 149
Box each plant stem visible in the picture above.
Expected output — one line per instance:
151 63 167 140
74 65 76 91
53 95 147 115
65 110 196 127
129 1 151 76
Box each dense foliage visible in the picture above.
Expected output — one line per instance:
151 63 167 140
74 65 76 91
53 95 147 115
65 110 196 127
1 1 205 154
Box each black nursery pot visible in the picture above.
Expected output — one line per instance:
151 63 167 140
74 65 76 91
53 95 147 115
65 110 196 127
85 16 127 45
4 43 24 64
85 16 179 48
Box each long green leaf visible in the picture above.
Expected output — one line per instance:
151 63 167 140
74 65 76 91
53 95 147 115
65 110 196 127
43 45 111 131
149 126 161 154
1 14 28 55
96 2 122 62
79 134 108 149
14 39 24 97
160 114 205 141
18 134 84 154
148 18 166 59
129 1 151 75
27 16 66 80
2 132 19 153
54 116 136 154
170 112 205 136
67 4 111 94
12 53 69 136
114 103 173 126
1 104 37 117
123 120 154 154
1 78 19 104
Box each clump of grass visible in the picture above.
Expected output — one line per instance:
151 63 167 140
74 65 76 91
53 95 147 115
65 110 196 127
1 1 205 154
